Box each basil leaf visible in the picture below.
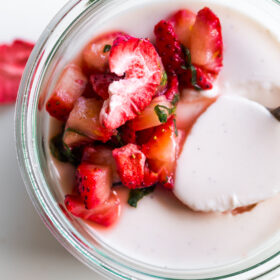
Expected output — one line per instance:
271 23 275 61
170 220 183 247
183 47 192 67
128 186 156 208
171 94 179 106
189 65 202 91
160 71 168 86
154 105 168 123
103 44 112 53
173 118 178 137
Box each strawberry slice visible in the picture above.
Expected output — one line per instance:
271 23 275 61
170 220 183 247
66 97 116 143
154 20 185 75
112 143 157 189
176 95 217 131
168 9 196 48
82 146 120 184
76 163 112 209
131 95 174 131
100 36 163 130
0 40 34 104
46 64 87 121
83 31 127 73
90 73 120 100
142 117 178 189
190 7 223 73
65 191 121 227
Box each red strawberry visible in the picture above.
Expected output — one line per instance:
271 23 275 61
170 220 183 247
131 95 174 131
154 20 185 74
82 146 120 184
0 40 34 104
83 31 127 73
165 75 179 101
176 95 217 131
100 36 162 130
190 7 223 73
112 143 157 189
76 163 112 209
66 97 116 142
46 64 87 121
63 128 92 149
65 191 121 227
90 73 120 100
168 9 196 48
142 117 178 189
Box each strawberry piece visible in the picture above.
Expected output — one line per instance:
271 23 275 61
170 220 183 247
46 64 87 121
190 7 223 73
83 31 127 73
119 121 137 144
168 9 196 48
65 191 121 227
82 146 120 184
165 75 179 101
131 95 174 131
176 95 217 131
142 117 178 189
63 128 92 149
154 20 185 75
76 163 112 209
113 143 157 189
66 97 116 142
0 40 34 104
100 36 162 130
90 73 120 100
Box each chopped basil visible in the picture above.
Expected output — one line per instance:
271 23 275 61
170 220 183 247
183 47 192 67
128 186 156 208
154 105 176 123
173 118 178 137
64 127 88 137
103 44 111 53
171 94 179 106
160 71 168 86
189 65 201 91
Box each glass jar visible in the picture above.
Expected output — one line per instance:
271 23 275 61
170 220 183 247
15 0 280 279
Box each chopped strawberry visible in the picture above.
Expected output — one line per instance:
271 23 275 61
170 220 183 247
113 143 157 189
154 20 185 74
168 9 196 48
119 121 137 144
66 97 116 142
46 64 87 121
65 191 121 227
90 73 120 100
190 7 223 73
142 117 178 189
176 95 217 131
76 163 112 209
0 40 34 104
179 65 215 90
100 36 162 130
165 75 179 102
83 31 127 73
131 96 174 131
82 146 120 183
63 128 92 148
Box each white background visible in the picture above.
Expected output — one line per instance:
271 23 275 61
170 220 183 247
0 0 105 279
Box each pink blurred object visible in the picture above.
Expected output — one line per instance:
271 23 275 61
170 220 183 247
0 39 34 104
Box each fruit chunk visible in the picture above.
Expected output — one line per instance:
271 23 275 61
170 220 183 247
83 31 126 72
65 191 120 227
154 20 185 74
131 96 174 131
76 163 111 209
190 7 223 73
142 117 178 189
168 9 196 48
66 97 115 142
82 146 120 183
113 144 157 189
90 73 120 100
100 36 162 130
63 128 92 148
0 40 34 104
165 75 179 102
176 95 217 131
46 64 87 121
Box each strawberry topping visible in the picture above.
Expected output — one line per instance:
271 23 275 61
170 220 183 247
0 40 34 104
100 36 162 130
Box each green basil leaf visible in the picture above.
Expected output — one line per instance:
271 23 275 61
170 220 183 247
128 186 156 208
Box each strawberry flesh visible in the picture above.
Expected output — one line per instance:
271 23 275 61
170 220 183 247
165 75 179 101
0 40 34 104
76 163 111 209
65 191 120 227
46 64 87 121
100 36 162 130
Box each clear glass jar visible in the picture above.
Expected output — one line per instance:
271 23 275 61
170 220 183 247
15 0 280 279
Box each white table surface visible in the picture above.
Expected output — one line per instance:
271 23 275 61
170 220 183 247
0 1 106 279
